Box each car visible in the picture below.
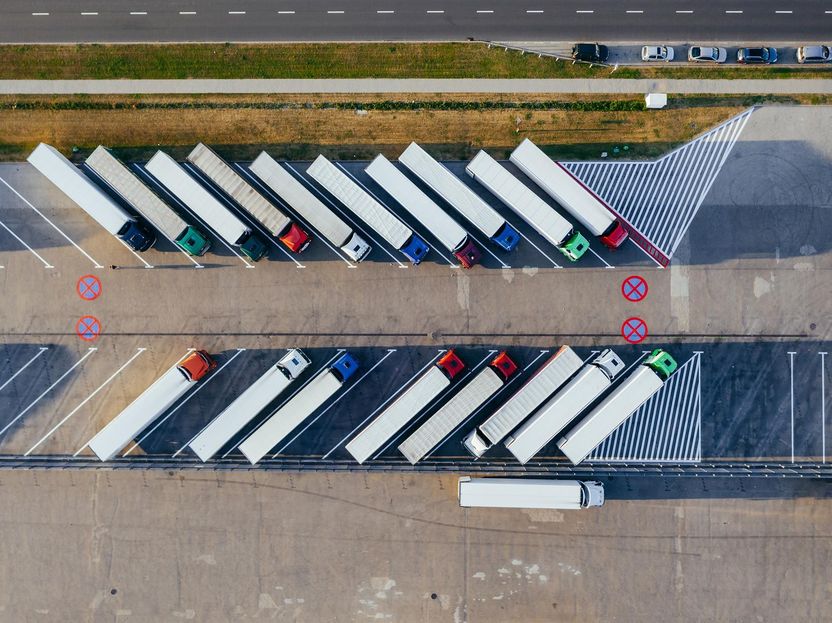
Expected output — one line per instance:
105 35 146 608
687 46 728 63
571 43 609 63
797 45 831 63
737 47 778 64
641 45 675 62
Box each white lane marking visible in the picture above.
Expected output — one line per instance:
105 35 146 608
274 349 397 457
626 10 644 13
228 11 247 15
0 348 96 439
576 10 594 14
32 12 50 16
179 11 197 15
0 348 49 394
323 350 446 459
0 215 54 268
725 10 743 14
130 12 148 16
24 348 146 456
278 11 295 14
327 10 345 14
377 10 394 13
788 351 796 463
821 352 827 464
426 10 445 14
675 10 693 13
526 10 544 14
775 10 793 14
0 175 102 268
81 12 99 16
477 10 494 14
123 349 246 457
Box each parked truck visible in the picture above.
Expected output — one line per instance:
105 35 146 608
306 155 429 264
239 353 359 464
557 349 678 465
504 349 626 464
88 350 216 461
463 346 583 458
186 143 311 253
365 154 482 268
465 150 590 262
27 143 155 251
398 353 516 464
509 138 629 249
346 350 465 464
398 142 520 252
85 146 211 256
248 151 371 262
458 477 604 509
189 349 311 462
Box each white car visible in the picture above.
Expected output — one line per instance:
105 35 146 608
641 45 675 62
688 46 728 63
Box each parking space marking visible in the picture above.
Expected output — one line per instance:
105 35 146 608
0 347 49 394
788 351 796 463
0 348 96 440
0 174 103 268
233 163 354 267
273 349 397 457
821 352 828 463
24 348 146 456
323 350 446 459
123 348 246 457
0 214 54 268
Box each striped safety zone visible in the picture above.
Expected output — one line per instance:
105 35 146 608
587 352 702 463
561 109 754 266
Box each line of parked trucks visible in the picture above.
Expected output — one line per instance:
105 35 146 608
83 345 677 469
26 138 629 268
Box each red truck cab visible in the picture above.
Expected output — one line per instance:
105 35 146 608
490 352 518 381
178 350 217 382
454 238 483 269
601 221 628 249
279 222 312 253
437 350 465 380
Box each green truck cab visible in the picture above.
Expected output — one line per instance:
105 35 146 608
559 230 591 261
175 226 212 256
644 349 678 380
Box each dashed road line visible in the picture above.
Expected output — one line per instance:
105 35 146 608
80 12 99 16
526 9 544 13
130 12 148 16
576 10 594 13
476 10 494 14
278 10 295 14
327 10 345 14
228 11 247 15
32 12 50 16
676 10 694 14
725 10 743 14
0 348 49 394
426 10 445 14
626 10 644 14
179 11 197 15
377 10 395 13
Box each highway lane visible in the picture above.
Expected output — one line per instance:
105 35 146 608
2 1 831 43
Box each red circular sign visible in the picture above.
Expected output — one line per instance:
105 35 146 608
76 316 101 341
621 317 648 344
77 275 102 301
621 275 648 302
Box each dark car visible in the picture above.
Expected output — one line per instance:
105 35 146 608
571 43 609 63
737 47 778 64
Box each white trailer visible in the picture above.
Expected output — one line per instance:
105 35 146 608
505 349 625 464
248 151 371 261
398 142 520 251
85 146 211 256
346 350 465 464
398 353 516 464
239 353 359 464
458 477 604 509
27 143 155 251
463 346 583 458
557 349 677 465
365 154 481 268
187 143 310 253
306 155 429 264
189 349 311 462
145 150 267 261
509 138 628 248
88 350 215 461
465 150 590 262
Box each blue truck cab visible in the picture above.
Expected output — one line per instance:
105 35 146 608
491 222 521 252
331 353 360 383
118 220 156 252
399 234 430 265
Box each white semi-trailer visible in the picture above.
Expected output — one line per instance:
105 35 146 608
365 154 482 268
189 349 311 462
509 138 629 249
88 350 216 461
239 353 359 464
465 150 590 262
27 143 155 251
463 346 583 458
505 349 626 464
399 142 521 252
248 151 371 262
557 349 678 465
398 352 517 464
187 143 311 253
145 151 268 261
458 477 604 509
306 156 429 264
346 350 465 464
85 146 211 256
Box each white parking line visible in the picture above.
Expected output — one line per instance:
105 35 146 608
273 349 397 457
0 347 49 394
0 175 102 268
24 348 146 456
788 351 796 463
123 349 246 457
323 350 446 459
0 215 54 268
821 352 827 463
0 348 96 440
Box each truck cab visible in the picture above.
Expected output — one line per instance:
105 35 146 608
278 349 312 380
492 222 521 252
579 481 605 507
560 230 590 261
279 222 312 253
600 221 628 249
176 226 212 256
239 233 268 261
437 350 465 380
343 233 372 262
331 353 360 383
644 349 677 380
592 349 626 380
462 429 491 458
118 220 156 252
454 238 482 269
400 234 430 265
177 350 217 382
491 352 518 381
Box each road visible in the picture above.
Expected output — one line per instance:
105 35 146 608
2 0 831 42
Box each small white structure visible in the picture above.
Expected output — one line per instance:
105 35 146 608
645 93 668 109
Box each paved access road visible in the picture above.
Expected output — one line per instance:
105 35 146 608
2 0 831 42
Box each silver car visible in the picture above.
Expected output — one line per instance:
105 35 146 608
688 46 728 63
797 45 831 63
641 45 675 62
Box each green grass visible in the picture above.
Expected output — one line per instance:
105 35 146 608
0 43 830 80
